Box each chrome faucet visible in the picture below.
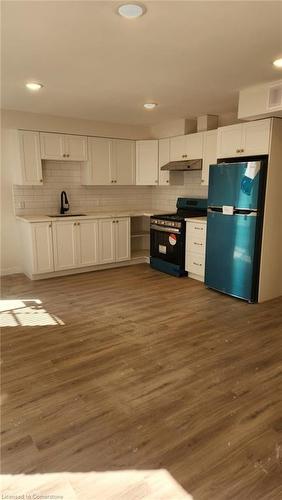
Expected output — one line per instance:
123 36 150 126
60 191 69 215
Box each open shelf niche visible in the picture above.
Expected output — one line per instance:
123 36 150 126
130 216 150 260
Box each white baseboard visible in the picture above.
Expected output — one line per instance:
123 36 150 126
0 267 22 276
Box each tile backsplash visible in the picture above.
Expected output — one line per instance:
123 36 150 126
13 161 208 215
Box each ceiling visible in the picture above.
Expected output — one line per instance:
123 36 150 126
1 1 282 125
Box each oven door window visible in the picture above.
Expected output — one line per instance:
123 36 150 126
150 228 183 264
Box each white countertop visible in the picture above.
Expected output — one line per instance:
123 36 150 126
184 216 207 223
16 209 173 223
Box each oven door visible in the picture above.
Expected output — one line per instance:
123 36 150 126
150 224 184 265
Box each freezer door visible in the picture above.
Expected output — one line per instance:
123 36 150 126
205 211 259 301
208 162 262 210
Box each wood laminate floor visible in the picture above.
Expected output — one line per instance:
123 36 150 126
1 264 282 499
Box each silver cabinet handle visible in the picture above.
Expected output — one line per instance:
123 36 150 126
194 242 203 246
193 262 202 266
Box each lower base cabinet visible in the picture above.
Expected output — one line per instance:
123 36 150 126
99 217 131 264
24 222 54 274
19 216 131 277
185 219 207 281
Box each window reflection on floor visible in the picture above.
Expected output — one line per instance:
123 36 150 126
0 299 64 327
1 469 193 499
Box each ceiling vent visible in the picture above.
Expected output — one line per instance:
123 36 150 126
238 80 282 120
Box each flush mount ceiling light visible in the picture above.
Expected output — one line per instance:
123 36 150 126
144 102 157 109
273 58 282 68
118 3 145 19
25 82 43 91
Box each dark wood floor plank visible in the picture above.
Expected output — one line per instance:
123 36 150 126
1 264 282 499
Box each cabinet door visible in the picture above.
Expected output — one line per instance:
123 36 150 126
40 133 65 160
115 218 130 262
136 140 158 185
158 138 170 185
170 135 187 161
201 130 217 186
53 221 77 270
217 124 243 158
114 139 135 185
65 135 88 161
19 131 43 185
242 119 271 156
99 219 115 264
31 222 54 273
186 132 204 159
76 219 99 267
86 137 113 185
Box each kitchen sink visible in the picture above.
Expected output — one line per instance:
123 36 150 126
48 214 86 217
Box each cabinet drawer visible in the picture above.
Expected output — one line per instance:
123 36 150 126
187 222 206 241
187 238 206 255
187 252 205 275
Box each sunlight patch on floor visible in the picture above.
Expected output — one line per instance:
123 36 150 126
1 470 193 499
0 299 65 327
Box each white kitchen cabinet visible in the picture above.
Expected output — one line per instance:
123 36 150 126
201 130 217 186
18 221 54 276
158 138 170 185
53 220 77 271
65 134 87 161
83 138 135 185
40 132 87 161
187 132 204 159
217 124 242 158
53 219 99 270
99 217 130 263
170 132 203 161
217 119 271 158
136 140 159 185
40 132 64 160
99 218 116 264
8 130 43 185
242 119 271 156
170 135 187 161
113 139 135 185
115 218 131 262
76 219 99 267
84 137 112 185
31 222 54 273
185 218 207 281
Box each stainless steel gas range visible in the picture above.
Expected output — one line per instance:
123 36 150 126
150 198 207 277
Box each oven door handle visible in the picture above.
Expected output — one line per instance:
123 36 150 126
150 224 180 234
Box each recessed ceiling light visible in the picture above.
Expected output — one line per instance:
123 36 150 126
118 3 145 19
273 58 282 68
25 82 43 91
144 103 157 110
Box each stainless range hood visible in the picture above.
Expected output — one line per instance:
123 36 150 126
161 159 202 171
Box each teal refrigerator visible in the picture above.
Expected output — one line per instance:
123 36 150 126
205 159 267 302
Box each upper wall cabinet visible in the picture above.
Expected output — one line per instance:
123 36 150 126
84 137 112 185
82 137 135 185
40 132 87 161
170 132 204 161
136 140 159 185
113 139 135 185
217 119 271 158
8 130 43 185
